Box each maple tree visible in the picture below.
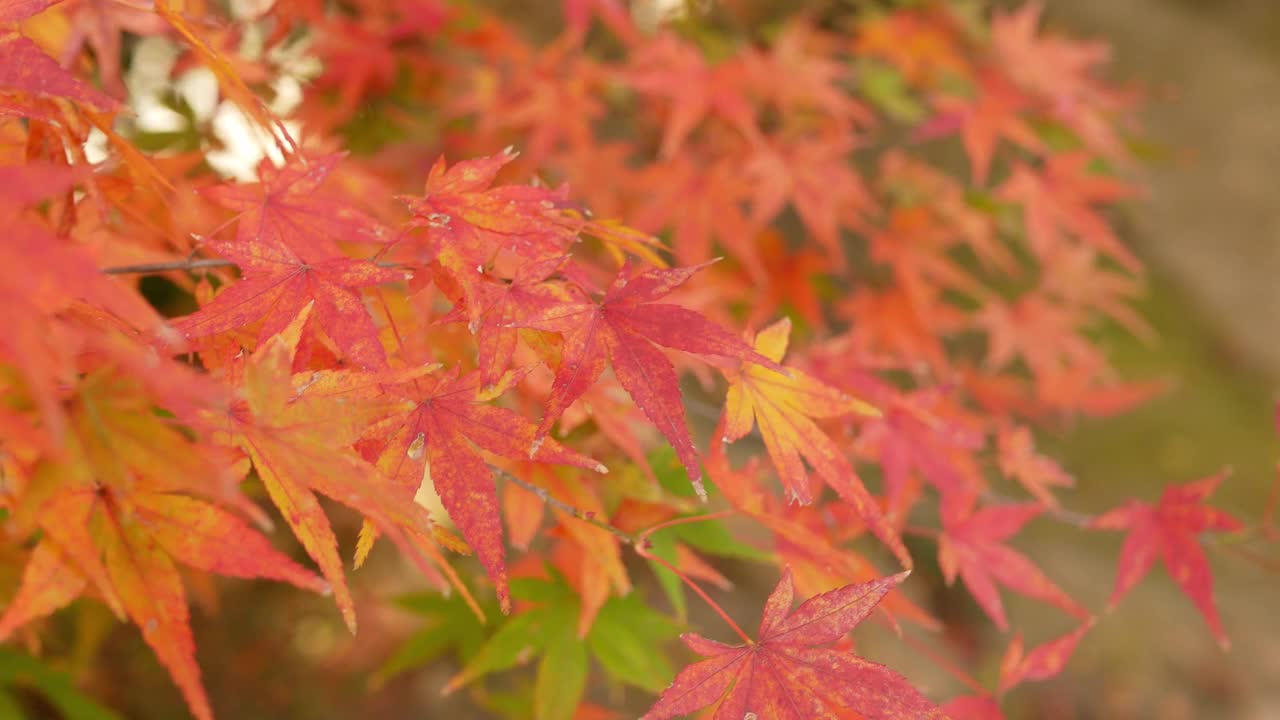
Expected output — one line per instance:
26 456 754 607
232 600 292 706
0 0 1274 718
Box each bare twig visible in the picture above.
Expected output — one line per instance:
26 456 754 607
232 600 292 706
101 257 410 275
493 467 638 546
102 258 236 275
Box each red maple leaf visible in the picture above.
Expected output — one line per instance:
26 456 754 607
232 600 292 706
463 254 573 388
176 228 403 370
519 262 782 494
939 500 1089 630
1090 472 1243 649
642 568 945 720
997 620 1094 693
200 155 390 255
400 150 578 284
358 366 607 611
0 0 58 22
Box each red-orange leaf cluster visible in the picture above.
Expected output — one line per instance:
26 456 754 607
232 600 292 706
0 0 1266 718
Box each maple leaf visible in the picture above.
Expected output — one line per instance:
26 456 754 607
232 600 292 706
849 385 986 517
996 620 1094 694
358 366 607 612
996 425 1074 509
627 156 760 276
938 501 1089 630
519 262 782 494
836 286 960 372
526 468 634 636
206 305 455 631
201 155 390 255
918 69 1042 187
743 134 873 268
0 490 324 720
855 9 969 88
997 153 1140 272
445 574 675 720
452 35 609 171
625 32 759 158
176 224 403 369
723 318 911 568
990 2 1132 161
0 0 58 22
1090 472 1243 649
464 254 573 388
745 23 872 129
869 205 988 309
400 150 578 284
642 568 944 720
707 440 938 630
0 31 119 116
55 0 169 96
704 228 828 331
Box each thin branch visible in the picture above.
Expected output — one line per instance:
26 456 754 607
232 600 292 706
493 467 757 643
980 490 1094 527
898 629 989 696
101 257 410 275
493 468 638 546
102 258 236 275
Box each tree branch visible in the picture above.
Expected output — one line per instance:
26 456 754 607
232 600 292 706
102 258 236 275
493 467 638 546
101 257 409 275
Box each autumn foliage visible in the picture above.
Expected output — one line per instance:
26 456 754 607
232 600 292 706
0 0 1267 718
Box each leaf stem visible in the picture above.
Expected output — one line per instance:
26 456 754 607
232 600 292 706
494 469 754 644
636 544 755 646
637 509 737 542
897 629 988 696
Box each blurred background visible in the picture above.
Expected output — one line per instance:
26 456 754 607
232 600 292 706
7 1 1280 718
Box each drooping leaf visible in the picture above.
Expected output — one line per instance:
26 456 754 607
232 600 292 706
520 262 782 494
938 501 1088 630
207 305 451 630
1090 472 1242 649
722 317 910 568
997 620 1095 693
98 507 211 720
359 367 606 612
